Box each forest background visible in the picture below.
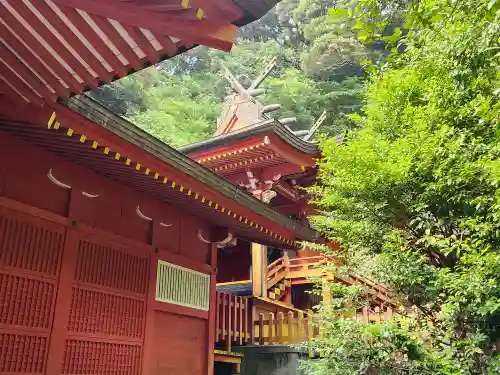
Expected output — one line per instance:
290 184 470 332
89 0 379 147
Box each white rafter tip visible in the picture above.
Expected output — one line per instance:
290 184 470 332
197 230 234 248
136 205 152 221
160 222 173 227
81 191 100 198
47 169 72 189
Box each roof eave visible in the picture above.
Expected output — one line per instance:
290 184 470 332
65 95 319 243
179 119 319 156
231 0 280 27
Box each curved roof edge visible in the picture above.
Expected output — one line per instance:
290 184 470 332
179 119 319 155
66 95 319 242
232 0 281 27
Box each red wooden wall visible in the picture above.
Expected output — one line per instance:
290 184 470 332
0 133 216 375
216 240 251 283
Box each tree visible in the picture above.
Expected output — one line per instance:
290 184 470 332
305 0 500 373
88 0 373 146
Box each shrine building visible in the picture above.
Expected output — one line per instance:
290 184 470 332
0 1 313 374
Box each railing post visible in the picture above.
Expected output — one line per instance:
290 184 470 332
307 315 313 341
288 311 295 344
226 294 233 352
216 292 221 342
362 307 369 323
259 313 265 345
222 293 227 341
244 297 250 344
233 294 238 344
386 306 393 320
374 306 381 323
238 297 244 345
322 281 332 308
268 312 275 345
277 312 284 344
298 311 305 341
250 302 256 344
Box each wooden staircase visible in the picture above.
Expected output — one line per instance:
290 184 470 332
267 279 291 301
265 253 394 306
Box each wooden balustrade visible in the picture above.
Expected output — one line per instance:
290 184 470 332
356 306 394 323
215 291 250 352
215 292 399 349
266 256 287 289
251 305 397 346
252 311 318 345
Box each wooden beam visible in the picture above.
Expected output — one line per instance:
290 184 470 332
185 0 243 23
251 242 267 298
123 25 159 64
29 0 114 82
207 248 217 375
265 135 316 167
152 33 178 56
0 78 28 104
52 0 237 51
7 0 99 88
58 5 127 77
0 59 44 106
0 22 70 98
0 43 56 101
88 15 143 71
0 3 84 93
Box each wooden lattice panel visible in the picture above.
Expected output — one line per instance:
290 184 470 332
156 260 210 311
75 239 149 295
0 210 65 276
0 273 55 329
0 333 48 374
62 340 141 375
63 236 149 373
68 287 145 338
0 207 64 374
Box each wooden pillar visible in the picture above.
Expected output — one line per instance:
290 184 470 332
282 284 292 305
251 242 268 297
283 250 290 270
45 228 79 374
207 243 218 375
322 281 332 308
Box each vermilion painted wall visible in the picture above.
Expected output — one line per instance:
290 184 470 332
216 240 251 283
0 133 214 375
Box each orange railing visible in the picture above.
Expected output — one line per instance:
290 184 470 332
287 255 332 274
252 310 317 345
266 254 334 289
215 291 250 352
266 256 287 289
215 290 399 349
251 306 397 345
355 306 395 323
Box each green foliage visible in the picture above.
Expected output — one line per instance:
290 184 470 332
306 0 500 373
89 0 374 146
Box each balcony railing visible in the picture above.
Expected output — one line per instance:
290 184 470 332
252 311 317 345
215 291 250 352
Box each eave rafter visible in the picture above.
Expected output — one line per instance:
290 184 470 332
0 0 242 105
191 135 316 176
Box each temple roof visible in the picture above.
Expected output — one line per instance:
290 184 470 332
179 119 323 181
0 0 278 105
0 94 319 248
180 118 319 156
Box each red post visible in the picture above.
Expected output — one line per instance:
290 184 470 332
207 243 218 375
45 228 79 374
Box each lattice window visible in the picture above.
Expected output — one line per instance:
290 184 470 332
155 260 210 311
